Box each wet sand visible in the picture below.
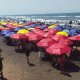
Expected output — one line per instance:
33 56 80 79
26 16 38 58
0 36 80 80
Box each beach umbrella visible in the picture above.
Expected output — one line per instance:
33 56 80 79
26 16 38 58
48 25 56 28
43 28 59 34
43 32 53 38
24 22 33 26
69 34 80 41
1 30 11 35
1 21 7 25
17 29 29 34
3 27 12 30
4 32 15 37
36 38 56 48
28 33 42 41
56 31 68 36
32 29 45 36
43 28 51 32
69 29 77 36
29 24 36 28
0 26 4 31
6 23 13 28
51 35 68 42
40 25 48 30
25 32 33 37
10 33 27 40
58 38 73 45
46 43 71 55
55 25 63 30
13 27 23 32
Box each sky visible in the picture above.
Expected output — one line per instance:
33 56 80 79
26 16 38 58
0 0 80 15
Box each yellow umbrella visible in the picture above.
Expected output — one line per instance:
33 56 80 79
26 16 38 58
56 31 68 36
1 22 7 25
17 29 29 34
18 24 24 27
48 25 56 28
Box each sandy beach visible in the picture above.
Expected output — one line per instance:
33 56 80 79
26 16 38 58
0 36 79 80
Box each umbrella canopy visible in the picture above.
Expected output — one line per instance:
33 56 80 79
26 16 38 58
55 25 63 30
1 30 11 35
69 29 77 36
10 33 27 40
28 33 42 41
56 31 68 36
17 29 29 34
69 34 80 41
51 35 68 42
58 38 73 45
43 28 59 34
36 38 56 48
46 43 71 55
25 32 33 37
13 27 23 32
1 21 7 25
43 32 53 38
48 25 56 28
4 32 15 37
32 29 45 36
0 26 4 31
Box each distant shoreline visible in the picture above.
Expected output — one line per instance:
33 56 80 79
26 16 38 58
0 12 80 16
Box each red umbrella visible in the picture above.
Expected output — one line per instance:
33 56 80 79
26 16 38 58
36 38 56 48
10 33 27 40
43 32 53 38
69 35 80 41
51 35 68 42
43 28 59 34
58 38 73 45
43 28 50 32
28 33 42 41
46 43 71 55
32 29 45 36
25 32 33 37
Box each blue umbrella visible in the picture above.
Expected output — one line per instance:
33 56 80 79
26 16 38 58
13 27 23 32
1 30 11 35
55 25 63 31
40 25 48 30
4 32 15 37
69 29 77 36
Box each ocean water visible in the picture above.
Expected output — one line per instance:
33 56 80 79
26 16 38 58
26 13 80 20
2 12 80 20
